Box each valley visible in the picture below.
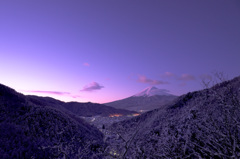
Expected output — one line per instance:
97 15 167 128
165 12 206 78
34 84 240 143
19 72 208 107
1 76 240 158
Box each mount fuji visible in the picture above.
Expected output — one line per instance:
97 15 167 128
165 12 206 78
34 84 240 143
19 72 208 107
133 86 173 97
105 86 177 112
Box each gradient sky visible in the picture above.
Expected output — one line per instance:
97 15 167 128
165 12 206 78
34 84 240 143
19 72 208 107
0 0 240 103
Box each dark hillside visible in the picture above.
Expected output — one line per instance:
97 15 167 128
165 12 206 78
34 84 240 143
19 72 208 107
0 84 105 159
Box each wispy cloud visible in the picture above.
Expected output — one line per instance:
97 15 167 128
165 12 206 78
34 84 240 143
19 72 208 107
178 74 196 81
26 90 71 95
81 82 104 91
160 72 195 81
137 75 168 85
24 90 81 98
71 95 82 98
83 62 90 67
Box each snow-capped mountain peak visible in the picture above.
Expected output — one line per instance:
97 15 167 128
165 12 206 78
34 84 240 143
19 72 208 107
133 86 172 97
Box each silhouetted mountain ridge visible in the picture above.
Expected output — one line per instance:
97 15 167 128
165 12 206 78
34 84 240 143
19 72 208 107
63 102 136 117
27 95 136 117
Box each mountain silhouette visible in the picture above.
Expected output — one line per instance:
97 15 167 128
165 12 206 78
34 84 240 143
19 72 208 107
105 86 177 112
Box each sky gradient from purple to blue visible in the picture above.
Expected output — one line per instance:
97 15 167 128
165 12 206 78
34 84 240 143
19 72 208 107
0 0 240 103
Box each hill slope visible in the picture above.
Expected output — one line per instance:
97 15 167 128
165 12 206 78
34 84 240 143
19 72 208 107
27 95 136 117
107 76 240 158
0 84 105 158
63 102 136 117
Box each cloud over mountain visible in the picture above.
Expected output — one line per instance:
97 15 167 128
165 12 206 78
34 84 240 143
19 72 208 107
137 75 168 85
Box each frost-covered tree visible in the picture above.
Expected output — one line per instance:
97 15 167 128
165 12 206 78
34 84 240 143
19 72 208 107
198 72 240 158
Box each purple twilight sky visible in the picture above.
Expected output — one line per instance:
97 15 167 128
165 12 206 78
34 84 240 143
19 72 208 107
0 0 240 103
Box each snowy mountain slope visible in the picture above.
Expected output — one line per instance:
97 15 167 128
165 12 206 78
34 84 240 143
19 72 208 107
134 86 172 97
105 87 177 112
107 76 240 158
